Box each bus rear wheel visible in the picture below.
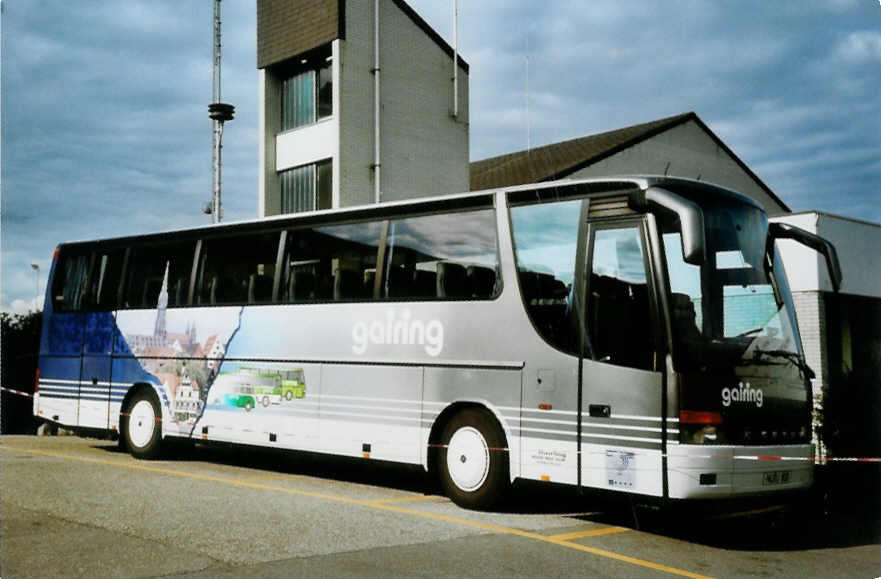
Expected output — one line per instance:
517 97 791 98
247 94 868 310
123 390 162 460
439 408 509 510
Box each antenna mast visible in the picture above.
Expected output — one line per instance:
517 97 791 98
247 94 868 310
205 0 235 223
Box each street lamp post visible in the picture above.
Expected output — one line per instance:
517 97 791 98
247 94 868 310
30 263 39 311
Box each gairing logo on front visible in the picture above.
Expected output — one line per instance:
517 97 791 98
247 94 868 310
352 308 444 357
722 381 764 408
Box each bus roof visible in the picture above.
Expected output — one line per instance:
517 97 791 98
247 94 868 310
55 176 757 249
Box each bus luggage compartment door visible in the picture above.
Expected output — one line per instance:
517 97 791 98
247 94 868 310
38 312 85 426
78 312 115 429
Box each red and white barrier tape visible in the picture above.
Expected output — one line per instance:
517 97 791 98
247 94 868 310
670 453 881 463
9 385 879 463
1 387 34 398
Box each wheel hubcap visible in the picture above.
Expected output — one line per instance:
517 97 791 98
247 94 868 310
446 426 490 492
128 399 156 448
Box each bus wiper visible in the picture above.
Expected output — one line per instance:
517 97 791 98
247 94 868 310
753 349 816 380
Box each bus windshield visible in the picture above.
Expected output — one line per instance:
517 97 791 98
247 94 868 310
662 199 805 382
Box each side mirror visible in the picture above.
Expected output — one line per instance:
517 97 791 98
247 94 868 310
629 187 706 265
769 222 842 293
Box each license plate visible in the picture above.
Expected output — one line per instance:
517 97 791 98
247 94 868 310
763 470 791 485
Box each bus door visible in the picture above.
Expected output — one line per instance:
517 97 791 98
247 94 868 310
40 250 89 426
579 217 665 496
78 249 124 429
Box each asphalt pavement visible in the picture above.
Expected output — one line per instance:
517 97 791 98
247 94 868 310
2 436 879 578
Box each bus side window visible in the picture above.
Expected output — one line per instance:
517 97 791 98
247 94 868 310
282 221 383 303
124 241 195 309
52 250 90 312
587 226 654 370
509 199 581 355
197 232 279 306
383 209 499 300
84 249 125 310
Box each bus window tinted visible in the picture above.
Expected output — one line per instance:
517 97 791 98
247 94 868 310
510 200 582 354
383 209 499 300
84 248 125 310
282 221 383 302
52 250 90 312
124 241 195 309
588 226 654 370
197 233 280 305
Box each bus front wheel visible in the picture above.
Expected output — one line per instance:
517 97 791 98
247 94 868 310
439 408 509 510
123 390 162 460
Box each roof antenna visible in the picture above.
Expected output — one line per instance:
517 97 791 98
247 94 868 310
204 0 235 223
525 33 531 157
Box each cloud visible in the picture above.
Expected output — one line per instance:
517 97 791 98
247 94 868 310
835 31 881 64
2 1 879 311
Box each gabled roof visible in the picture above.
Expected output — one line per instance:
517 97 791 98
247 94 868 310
469 111 789 212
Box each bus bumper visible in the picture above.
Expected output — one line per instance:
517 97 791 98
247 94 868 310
667 443 814 499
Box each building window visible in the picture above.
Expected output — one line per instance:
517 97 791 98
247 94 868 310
280 159 332 214
280 56 332 132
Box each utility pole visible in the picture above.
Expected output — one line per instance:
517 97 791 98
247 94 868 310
30 264 39 311
204 0 234 223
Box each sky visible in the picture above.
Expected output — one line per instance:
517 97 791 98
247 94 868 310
2 0 879 313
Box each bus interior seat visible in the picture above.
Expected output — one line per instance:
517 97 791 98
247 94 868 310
215 275 243 304
519 271 541 305
363 269 376 298
387 266 414 298
170 278 183 306
207 275 218 305
519 271 569 344
589 274 653 369
413 269 436 297
334 268 365 300
142 278 162 308
248 273 273 303
671 292 701 341
289 270 316 301
437 262 467 298
466 265 496 297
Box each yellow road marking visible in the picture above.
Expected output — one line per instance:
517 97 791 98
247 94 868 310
365 494 443 505
549 526 631 540
233 472 296 483
3 445 714 579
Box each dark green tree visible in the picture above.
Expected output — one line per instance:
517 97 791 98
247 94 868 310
1 311 43 433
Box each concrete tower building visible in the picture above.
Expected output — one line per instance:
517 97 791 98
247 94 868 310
257 0 469 217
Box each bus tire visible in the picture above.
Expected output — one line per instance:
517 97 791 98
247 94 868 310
123 390 162 460
285 390 293 401
439 408 510 510
262 396 270 407
244 400 253 412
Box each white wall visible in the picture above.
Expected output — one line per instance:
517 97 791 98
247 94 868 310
770 211 881 457
568 119 788 216
772 212 881 298
275 118 337 170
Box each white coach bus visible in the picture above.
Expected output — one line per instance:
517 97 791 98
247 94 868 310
35 177 841 509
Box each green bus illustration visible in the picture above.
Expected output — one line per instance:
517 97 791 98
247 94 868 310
238 366 306 406
223 385 256 411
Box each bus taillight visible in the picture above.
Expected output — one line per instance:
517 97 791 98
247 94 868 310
679 410 722 424
34 368 40 393
679 410 723 444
